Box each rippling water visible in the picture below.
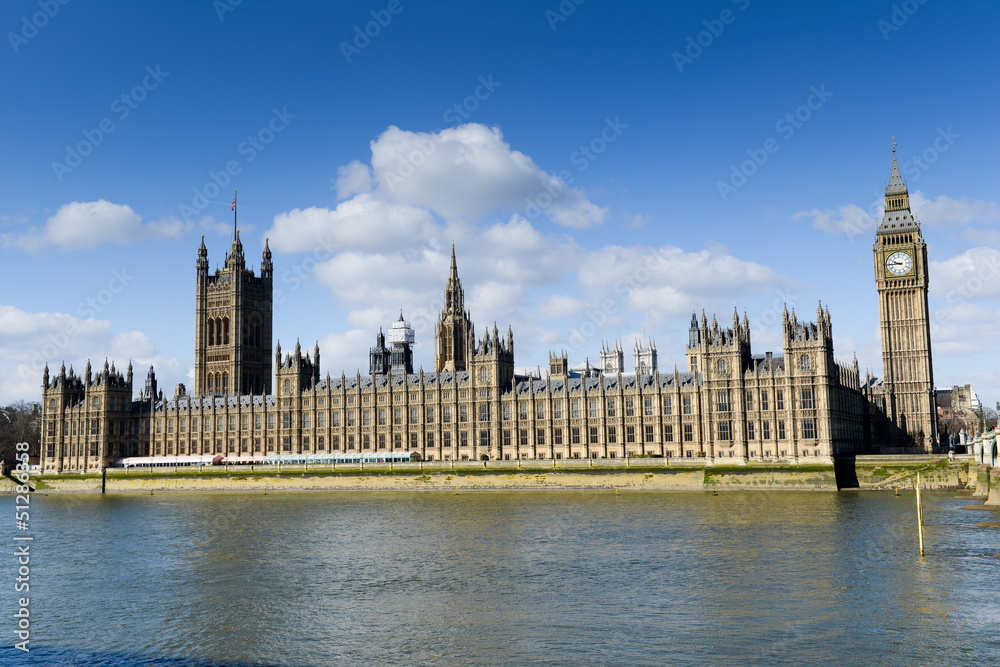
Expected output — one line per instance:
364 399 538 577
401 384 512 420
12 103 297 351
1 490 998 666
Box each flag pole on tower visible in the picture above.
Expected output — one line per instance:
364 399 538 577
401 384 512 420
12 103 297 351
231 190 237 241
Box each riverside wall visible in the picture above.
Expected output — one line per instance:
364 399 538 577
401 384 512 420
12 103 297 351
1 456 974 494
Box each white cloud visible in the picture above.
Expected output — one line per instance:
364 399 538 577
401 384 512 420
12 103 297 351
2 200 187 251
111 331 156 360
578 244 787 316
930 302 1000 356
368 124 606 228
469 281 525 325
909 192 1000 227
260 125 799 382
930 247 1000 300
793 192 1000 239
791 203 878 239
268 194 437 254
541 294 585 319
623 212 651 229
0 303 190 404
317 329 378 378
334 160 373 199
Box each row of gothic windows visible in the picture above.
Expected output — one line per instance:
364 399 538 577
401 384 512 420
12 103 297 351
207 317 265 347
207 318 229 346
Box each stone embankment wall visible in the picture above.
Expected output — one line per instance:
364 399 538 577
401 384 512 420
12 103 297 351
0 457 975 494
849 455 970 490
985 467 1000 507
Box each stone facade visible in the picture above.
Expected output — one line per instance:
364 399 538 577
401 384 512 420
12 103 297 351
869 141 937 451
38 147 938 472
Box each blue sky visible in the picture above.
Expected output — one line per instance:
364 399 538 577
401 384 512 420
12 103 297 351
2 0 998 409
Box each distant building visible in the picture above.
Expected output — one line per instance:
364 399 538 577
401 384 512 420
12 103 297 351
936 384 979 416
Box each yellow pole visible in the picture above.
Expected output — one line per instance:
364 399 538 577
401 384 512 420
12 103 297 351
916 472 925 557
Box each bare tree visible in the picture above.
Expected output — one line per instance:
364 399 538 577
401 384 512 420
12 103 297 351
0 401 40 467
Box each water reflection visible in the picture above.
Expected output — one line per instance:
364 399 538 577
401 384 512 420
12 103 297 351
1 491 997 666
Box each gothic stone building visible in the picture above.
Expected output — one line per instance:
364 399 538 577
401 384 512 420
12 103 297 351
38 147 936 472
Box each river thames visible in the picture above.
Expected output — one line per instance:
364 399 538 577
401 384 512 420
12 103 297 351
2 490 998 665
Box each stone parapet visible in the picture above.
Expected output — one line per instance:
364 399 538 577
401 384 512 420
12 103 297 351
985 467 1000 506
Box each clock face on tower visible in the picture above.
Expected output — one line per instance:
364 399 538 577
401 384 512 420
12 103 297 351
885 251 913 276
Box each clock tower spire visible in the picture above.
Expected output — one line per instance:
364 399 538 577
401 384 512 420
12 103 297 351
873 138 936 451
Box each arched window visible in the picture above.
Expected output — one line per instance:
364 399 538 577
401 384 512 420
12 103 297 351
208 375 214 389
222 373 229 391
223 318 230 345
479 368 488 382
284 379 291 392
717 359 726 372
208 320 215 346
801 354 811 370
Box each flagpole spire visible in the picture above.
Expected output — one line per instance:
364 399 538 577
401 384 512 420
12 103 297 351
232 190 237 242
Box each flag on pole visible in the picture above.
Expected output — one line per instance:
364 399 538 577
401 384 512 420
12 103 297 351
231 192 237 211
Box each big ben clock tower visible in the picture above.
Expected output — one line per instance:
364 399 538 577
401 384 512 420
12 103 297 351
873 139 937 451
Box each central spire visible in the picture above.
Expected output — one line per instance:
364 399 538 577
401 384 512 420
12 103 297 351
879 138 917 231
886 137 906 197
435 244 473 372
445 242 464 313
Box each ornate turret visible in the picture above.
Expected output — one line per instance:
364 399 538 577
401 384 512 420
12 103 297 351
197 234 209 275
634 337 657 375
435 244 474 372
370 328 390 376
144 365 157 400
262 237 273 279
225 228 246 271
878 138 917 232
600 340 624 375
388 313 415 377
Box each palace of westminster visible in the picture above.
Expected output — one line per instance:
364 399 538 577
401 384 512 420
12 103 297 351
38 147 938 471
